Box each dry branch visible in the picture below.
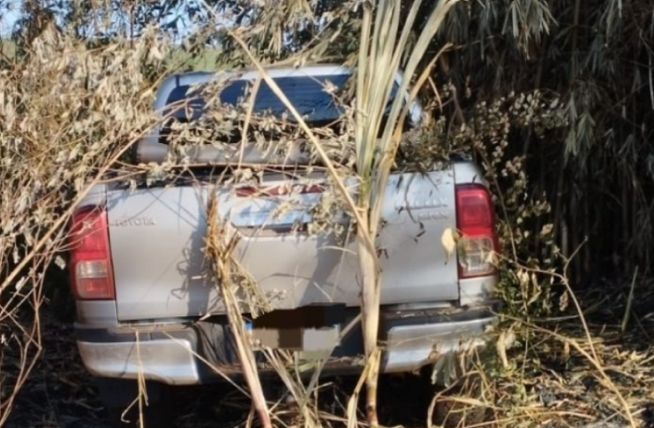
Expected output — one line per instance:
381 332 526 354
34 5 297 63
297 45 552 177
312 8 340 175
204 192 272 428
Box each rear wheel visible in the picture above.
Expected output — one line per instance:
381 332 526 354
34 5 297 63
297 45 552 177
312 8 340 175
95 378 173 428
426 349 497 428
431 373 488 428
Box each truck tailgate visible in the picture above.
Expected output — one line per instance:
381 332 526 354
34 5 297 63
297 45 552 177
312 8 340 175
106 169 459 321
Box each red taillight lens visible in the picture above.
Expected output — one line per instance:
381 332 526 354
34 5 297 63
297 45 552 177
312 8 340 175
455 184 498 278
68 206 115 300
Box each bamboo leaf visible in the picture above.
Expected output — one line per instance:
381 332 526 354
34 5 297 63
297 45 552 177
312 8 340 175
441 227 459 261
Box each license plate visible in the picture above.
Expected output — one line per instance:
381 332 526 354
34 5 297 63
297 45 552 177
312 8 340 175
249 304 345 352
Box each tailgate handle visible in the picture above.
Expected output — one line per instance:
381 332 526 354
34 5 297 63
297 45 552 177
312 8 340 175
235 183 325 197
237 223 304 237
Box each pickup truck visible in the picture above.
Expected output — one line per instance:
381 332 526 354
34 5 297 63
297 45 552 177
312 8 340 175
66 64 500 427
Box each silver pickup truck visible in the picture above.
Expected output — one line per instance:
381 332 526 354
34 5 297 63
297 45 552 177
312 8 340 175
66 64 499 426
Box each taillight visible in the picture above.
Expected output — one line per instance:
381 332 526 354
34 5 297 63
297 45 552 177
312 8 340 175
68 206 115 300
455 184 498 278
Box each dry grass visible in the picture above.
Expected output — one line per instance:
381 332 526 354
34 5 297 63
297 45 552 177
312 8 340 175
4 283 654 428
0 16 254 422
0 26 169 424
204 192 273 428
2 2 654 428
492 315 654 427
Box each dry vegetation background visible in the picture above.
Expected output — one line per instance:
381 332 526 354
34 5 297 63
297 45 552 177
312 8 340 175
2 0 654 427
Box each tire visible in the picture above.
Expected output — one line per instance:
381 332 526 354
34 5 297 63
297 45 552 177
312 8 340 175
425 343 499 427
95 378 173 428
432 374 489 428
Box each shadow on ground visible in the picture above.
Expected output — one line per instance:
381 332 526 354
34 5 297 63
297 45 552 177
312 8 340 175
7 279 654 428
2 312 434 428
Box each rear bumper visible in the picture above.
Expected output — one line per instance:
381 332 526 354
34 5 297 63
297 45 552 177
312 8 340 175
75 304 498 385
380 309 495 374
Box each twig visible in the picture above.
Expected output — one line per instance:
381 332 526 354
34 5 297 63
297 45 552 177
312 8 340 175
505 315 638 427
0 128 155 294
621 266 638 333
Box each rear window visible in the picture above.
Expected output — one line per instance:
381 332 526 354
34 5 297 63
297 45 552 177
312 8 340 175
159 72 412 148
165 74 353 125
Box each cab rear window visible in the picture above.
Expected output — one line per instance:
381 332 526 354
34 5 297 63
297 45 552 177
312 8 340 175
165 74 352 125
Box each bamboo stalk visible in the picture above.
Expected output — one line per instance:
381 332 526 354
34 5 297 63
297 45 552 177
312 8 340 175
357 221 381 426
353 1 460 425
621 266 638 333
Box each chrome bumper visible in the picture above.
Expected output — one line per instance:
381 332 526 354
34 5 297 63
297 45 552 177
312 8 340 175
77 337 200 385
381 315 494 374
75 306 497 385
